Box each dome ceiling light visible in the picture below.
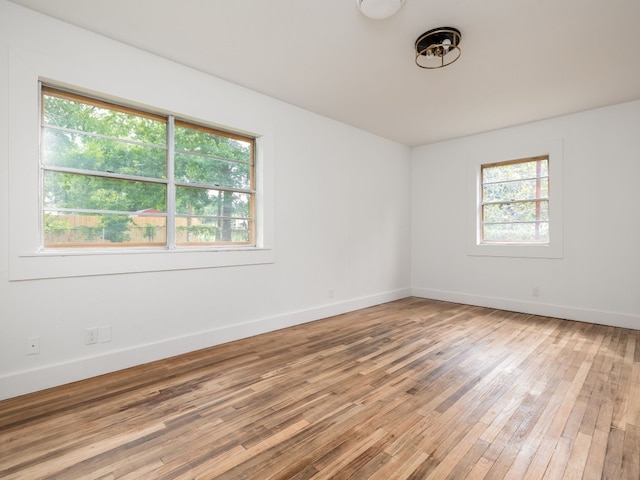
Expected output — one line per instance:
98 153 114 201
415 27 462 69
355 0 406 20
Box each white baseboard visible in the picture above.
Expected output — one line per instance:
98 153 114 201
412 287 640 330
0 288 411 401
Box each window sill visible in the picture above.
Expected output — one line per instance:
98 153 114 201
467 242 563 259
9 247 274 281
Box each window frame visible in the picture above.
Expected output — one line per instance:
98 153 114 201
7 45 274 281
40 85 257 250
480 155 549 245
467 139 564 259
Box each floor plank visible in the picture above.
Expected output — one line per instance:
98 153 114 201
1 298 639 479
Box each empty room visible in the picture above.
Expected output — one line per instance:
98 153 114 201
1 0 639 478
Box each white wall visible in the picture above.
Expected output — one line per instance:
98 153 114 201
0 1 411 400
412 100 640 329
3 1 639 402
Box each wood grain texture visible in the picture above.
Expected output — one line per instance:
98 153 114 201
1 298 639 479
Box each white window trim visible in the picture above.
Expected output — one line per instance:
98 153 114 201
467 138 564 259
8 47 274 281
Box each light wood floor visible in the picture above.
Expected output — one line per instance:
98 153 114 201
1 298 639 479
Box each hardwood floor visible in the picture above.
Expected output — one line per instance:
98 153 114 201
1 298 639 479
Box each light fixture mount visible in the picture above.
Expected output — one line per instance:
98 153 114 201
356 0 406 20
415 27 461 69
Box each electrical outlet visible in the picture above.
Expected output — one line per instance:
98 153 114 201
85 327 98 345
328 288 334 298
532 286 540 297
26 336 40 355
99 326 112 343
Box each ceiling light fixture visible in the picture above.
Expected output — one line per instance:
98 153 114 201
356 0 406 20
415 27 461 69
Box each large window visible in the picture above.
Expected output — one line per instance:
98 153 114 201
41 86 255 249
480 156 549 244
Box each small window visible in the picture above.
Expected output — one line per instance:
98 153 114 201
41 86 255 249
480 156 549 244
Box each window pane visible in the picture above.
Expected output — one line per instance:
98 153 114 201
43 212 167 247
44 171 166 213
483 222 549 242
483 201 549 223
175 125 252 164
175 152 251 189
43 128 166 179
40 87 256 250
176 217 251 244
483 178 548 202
43 93 166 146
176 186 251 218
483 159 548 183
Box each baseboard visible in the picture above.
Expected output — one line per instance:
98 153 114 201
0 288 411 401
412 287 640 330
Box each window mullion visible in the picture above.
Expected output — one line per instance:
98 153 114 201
483 220 549 225
535 158 542 240
173 181 254 195
482 175 549 186
482 198 548 206
167 116 176 249
42 166 168 185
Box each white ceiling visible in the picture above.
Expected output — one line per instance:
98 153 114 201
9 0 640 146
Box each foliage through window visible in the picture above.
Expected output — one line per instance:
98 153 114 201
41 86 255 249
481 156 549 243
